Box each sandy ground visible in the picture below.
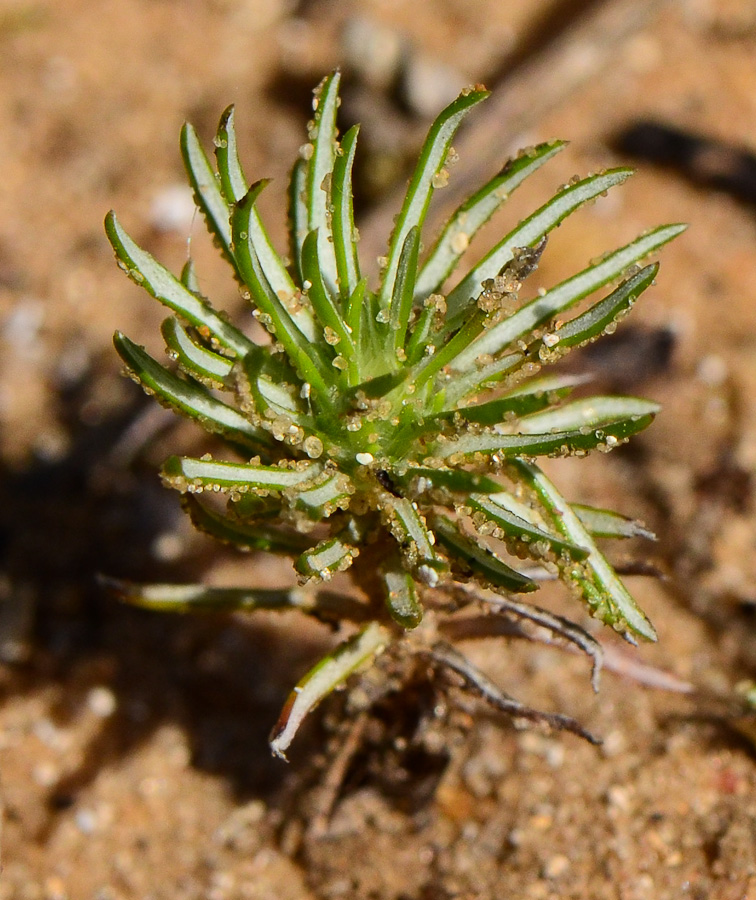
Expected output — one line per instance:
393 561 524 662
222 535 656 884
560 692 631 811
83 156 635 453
2 0 756 897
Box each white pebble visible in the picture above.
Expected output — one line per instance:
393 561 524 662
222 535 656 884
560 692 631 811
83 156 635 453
87 686 117 718
149 184 196 233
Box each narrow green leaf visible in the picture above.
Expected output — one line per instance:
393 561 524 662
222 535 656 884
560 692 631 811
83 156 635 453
547 265 657 350
161 316 234 388
331 123 361 298
291 472 353 521
345 277 368 364
380 495 445 582
307 71 342 294
288 156 308 284
389 226 421 357
108 579 315 613
357 289 390 379
379 87 490 309
162 455 321 493
106 577 371 626
391 465 505 497
439 352 525 409
215 105 248 203
295 534 359 580
518 396 660 434
468 493 589 561
572 504 656 541
180 122 236 268
432 515 537 593
446 168 634 324
415 140 566 298
183 114 305 325
114 332 268 450
450 373 590 425
232 184 333 398
105 212 254 357
430 410 657 461
237 349 308 421
180 258 201 293
300 230 356 369
215 107 308 334
228 492 283 520
270 622 390 759
453 224 685 366
511 459 657 641
412 306 490 393
183 495 311 553
405 301 437 365
383 567 423 629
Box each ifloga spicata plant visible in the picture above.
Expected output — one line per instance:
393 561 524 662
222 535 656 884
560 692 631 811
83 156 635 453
106 72 685 760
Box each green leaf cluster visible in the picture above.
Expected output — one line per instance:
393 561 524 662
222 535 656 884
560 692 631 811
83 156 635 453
108 72 683 757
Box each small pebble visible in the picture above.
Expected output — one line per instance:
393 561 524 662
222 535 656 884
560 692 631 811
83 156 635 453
75 808 98 835
400 55 465 118
87 686 117 718
149 184 196 233
151 531 185 562
32 762 59 788
543 853 570 879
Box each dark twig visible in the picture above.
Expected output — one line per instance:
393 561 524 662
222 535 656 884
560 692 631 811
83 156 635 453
308 711 369 839
427 641 601 745
438 583 604 691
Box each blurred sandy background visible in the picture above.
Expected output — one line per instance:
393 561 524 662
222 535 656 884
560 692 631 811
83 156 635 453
2 1 756 898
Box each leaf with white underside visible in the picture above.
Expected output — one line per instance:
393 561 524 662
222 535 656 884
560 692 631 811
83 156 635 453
180 122 237 270
288 157 308 284
232 183 333 397
161 316 234 388
183 495 311 553
469 493 589 561
105 578 370 625
295 534 359 580
270 622 390 760
114 332 268 451
517 396 660 434
331 124 361 299
452 224 685 368
214 105 248 203
306 72 342 295
446 169 634 324
511 459 657 641
215 107 307 333
433 514 537 593
380 496 444 578
161 456 322 493
572 504 656 540
383 566 423 629
442 373 590 425
292 472 353 522
415 140 566 299
546 265 657 350
379 87 489 309
105 212 253 357
431 406 657 461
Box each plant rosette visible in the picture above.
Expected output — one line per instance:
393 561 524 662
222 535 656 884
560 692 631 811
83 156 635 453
107 72 684 759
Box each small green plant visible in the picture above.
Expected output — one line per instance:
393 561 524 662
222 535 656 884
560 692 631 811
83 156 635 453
107 73 684 759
